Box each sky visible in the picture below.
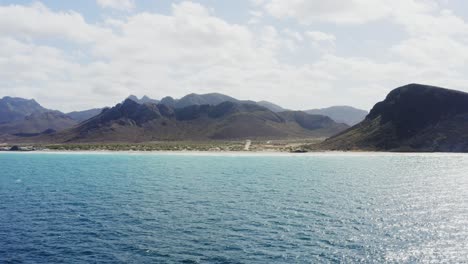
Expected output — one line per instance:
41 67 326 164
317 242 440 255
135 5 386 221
1 0 468 112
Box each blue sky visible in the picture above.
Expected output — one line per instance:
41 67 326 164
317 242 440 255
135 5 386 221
1 0 468 112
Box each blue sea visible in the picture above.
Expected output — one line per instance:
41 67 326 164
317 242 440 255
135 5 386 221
1 152 467 263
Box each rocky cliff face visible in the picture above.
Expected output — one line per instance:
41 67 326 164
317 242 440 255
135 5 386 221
320 84 468 152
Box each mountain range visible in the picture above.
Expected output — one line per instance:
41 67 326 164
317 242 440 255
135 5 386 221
2 84 468 152
159 93 247 109
319 84 468 152
42 99 348 143
0 93 362 143
127 95 160 105
306 106 368 126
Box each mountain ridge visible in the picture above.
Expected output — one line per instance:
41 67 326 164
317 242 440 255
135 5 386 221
67 108 104 123
40 100 348 143
0 111 77 136
0 96 49 124
306 106 368 126
0 93 366 143
319 83 468 152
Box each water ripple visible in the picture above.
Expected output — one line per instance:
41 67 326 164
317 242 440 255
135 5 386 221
0 153 467 263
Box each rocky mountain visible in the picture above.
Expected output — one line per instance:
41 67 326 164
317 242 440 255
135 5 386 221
256 101 286 112
127 95 159 104
45 100 348 143
306 106 368 126
67 108 104 122
162 93 245 109
157 92 369 122
0 96 49 124
177 93 238 108
0 93 368 143
145 93 287 113
277 111 348 135
0 111 77 136
160 96 176 108
320 84 468 152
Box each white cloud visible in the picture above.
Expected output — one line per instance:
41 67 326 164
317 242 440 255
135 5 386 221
306 31 335 42
389 5 468 70
0 37 91 106
260 0 437 25
1 1 468 112
254 0 468 99
392 36 468 67
0 2 111 43
250 0 267 6
395 8 468 37
303 31 336 54
283 29 303 42
1 1 287 110
248 10 263 24
96 0 135 11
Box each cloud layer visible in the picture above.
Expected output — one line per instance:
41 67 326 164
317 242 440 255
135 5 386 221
1 0 468 112
97 0 135 10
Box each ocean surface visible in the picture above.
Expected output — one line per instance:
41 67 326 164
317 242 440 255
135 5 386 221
1 152 467 263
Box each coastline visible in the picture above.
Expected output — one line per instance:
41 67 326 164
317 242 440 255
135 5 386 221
2 138 468 156
0 139 321 153
2 149 467 157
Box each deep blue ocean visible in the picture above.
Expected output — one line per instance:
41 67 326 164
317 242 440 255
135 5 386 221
1 152 467 263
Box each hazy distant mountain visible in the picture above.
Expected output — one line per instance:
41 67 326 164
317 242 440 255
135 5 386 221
67 108 104 122
140 95 159 104
320 84 468 152
158 93 287 113
0 96 49 124
176 93 239 108
306 106 368 126
256 101 286 112
277 111 348 133
159 93 241 109
45 99 348 143
127 95 160 104
0 111 77 136
160 96 176 108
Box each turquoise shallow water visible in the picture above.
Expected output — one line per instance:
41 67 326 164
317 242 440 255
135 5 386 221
1 152 468 263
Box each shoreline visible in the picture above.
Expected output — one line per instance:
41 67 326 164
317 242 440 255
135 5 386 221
1 149 467 157
0 139 319 153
